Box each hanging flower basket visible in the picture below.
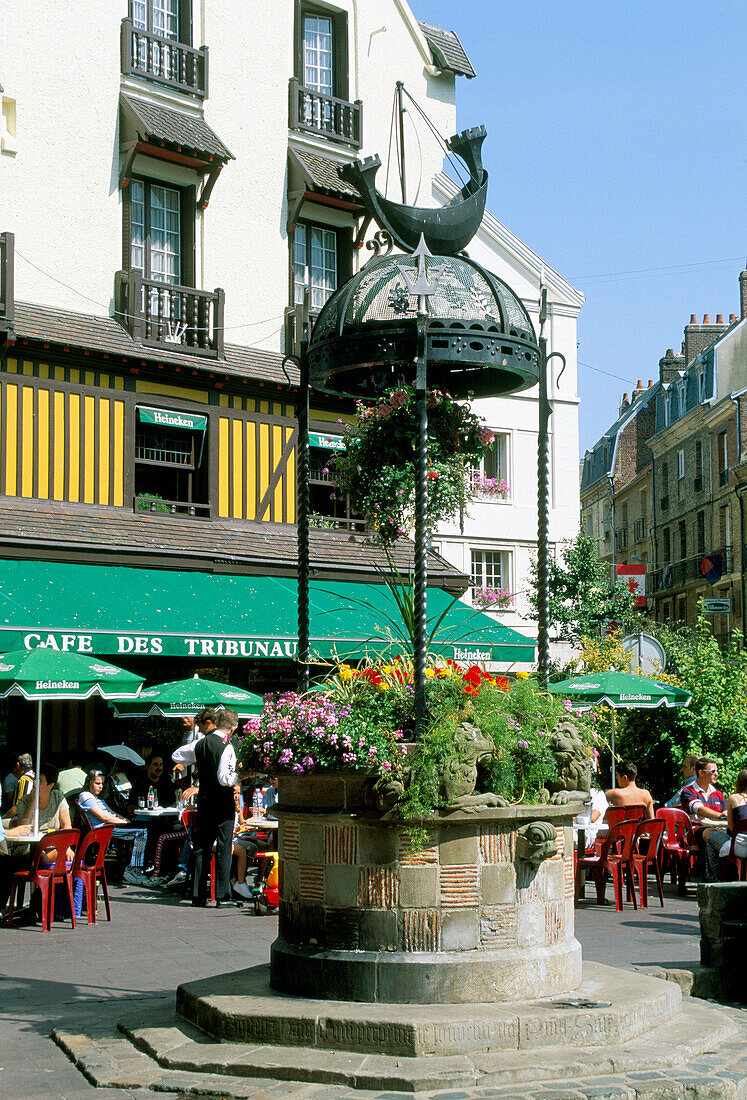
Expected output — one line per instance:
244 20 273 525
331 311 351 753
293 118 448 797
330 387 495 546
471 475 510 499
473 586 514 611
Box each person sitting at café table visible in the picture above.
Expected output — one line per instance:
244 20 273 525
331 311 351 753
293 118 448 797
0 812 36 911
78 769 150 885
605 761 655 819
680 757 726 827
6 753 35 817
701 768 747 882
128 750 175 811
664 753 700 808
12 763 74 856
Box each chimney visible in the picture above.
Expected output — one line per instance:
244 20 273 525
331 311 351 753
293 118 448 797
730 314 737 323
620 392 629 415
659 347 684 384
647 379 654 388
684 313 729 366
740 262 747 319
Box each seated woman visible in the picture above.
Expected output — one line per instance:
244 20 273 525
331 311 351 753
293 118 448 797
706 769 747 881
12 763 74 860
77 769 150 885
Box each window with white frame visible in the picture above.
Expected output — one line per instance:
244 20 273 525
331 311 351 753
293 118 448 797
131 0 182 79
294 223 338 312
131 179 182 283
677 448 685 500
303 13 334 96
698 370 706 402
473 431 509 496
470 548 511 609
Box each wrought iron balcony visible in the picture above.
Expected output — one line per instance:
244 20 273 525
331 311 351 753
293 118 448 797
633 518 646 543
0 231 14 336
652 545 733 592
289 77 362 147
121 18 208 98
115 271 224 358
614 528 628 551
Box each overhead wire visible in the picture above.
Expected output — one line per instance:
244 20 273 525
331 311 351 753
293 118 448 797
572 255 745 283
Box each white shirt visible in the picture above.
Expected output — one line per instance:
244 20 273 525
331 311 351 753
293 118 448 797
172 738 238 787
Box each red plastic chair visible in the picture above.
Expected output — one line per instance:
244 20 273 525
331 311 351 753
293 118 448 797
8 829 80 931
719 818 747 882
604 805 647 827
183 809 216 902
577 820 639 911
656 807 699 894
72 826 113 924
632 819 666 908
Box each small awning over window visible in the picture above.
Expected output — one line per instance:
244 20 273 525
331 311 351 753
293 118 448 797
309 431 345 451
120 93 234 164
288 147 361 200
0 559 535 665
417 21 476 78
137 406 207 432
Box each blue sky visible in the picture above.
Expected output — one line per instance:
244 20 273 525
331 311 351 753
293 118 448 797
411 0 747 454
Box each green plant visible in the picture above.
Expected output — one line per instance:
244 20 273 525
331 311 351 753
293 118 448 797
331 387 493 545
135 492 170 513
527 531 638 641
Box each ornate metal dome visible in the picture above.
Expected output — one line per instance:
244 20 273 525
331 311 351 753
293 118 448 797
308 250 539 400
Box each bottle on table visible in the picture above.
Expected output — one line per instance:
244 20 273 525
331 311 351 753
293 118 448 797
147 785 154 810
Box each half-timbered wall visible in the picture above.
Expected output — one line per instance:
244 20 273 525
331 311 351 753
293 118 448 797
217 409 296 522
0 370 126 506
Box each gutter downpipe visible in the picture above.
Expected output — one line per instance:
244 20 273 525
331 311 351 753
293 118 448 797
730 391 746 636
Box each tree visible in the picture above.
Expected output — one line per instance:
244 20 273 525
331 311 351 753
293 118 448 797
527 532 637 642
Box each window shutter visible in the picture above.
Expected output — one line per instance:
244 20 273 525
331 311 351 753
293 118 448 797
181 183 196 288
122 185 133 271
179 0 192 45
338 226 353 286
333 9 349 101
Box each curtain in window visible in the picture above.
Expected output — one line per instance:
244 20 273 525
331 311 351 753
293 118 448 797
294 225 337 312
303 15 333 95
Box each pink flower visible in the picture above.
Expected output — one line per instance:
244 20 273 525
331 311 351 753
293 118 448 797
389 389 409 407
478 427 495 446
382 760 392 772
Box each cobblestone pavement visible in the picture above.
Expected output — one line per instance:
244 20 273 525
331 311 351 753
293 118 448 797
1 877 742 1100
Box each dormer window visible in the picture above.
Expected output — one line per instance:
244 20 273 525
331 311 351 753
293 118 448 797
698 370 706 402
663 392 671 426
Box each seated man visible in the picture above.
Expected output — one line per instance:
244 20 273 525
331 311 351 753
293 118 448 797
665 754 699 808
680 757 726 824
128 750 175 811
0 814 35 911
605 761 655 819
7 753 34 818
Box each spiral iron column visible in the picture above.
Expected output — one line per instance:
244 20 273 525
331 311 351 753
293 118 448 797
536 294 551 691
413 311 429 733
297 342 311 695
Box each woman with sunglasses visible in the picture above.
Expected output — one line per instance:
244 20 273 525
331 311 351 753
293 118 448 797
78 770 149 885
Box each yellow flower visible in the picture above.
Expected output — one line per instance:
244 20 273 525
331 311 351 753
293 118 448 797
516 671 530 680
424 668 436 678
377 682 390 691
382 665 394 675
339 666 353 681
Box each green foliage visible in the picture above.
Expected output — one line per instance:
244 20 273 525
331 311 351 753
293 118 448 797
331 387 493 545
613 610 747 798
527 531 638 641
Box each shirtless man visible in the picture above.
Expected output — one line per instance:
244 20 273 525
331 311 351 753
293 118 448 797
605 761 655 819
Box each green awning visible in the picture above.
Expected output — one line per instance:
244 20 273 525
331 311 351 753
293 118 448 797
0 558 535 665
308 432 345 451
137 406 207 432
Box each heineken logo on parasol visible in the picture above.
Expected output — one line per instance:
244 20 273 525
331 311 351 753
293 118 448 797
620 693 652 701
36 679 80 690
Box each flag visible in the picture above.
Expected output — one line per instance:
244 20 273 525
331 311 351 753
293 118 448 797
701 554 723 585
616 564 646 608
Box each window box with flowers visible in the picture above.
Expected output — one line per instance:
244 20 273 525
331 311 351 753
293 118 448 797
472 585 514 611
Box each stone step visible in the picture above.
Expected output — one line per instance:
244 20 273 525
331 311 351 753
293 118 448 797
175 961 681 1056
108 995 737 1094
53 1002 747 1099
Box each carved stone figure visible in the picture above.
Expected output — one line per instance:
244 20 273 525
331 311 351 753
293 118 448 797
516 820 558 866
540 720 592 805
440 721 510 812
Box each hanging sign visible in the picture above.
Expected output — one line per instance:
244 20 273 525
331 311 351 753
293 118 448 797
616 564 646 607
702 598 731 614
137 406 207 432
308 432 346 451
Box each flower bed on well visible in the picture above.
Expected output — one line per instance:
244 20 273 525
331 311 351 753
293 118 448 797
235 658 602 815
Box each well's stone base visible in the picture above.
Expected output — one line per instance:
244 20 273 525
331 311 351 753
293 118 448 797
270 938 582 1003
177 961 675 1055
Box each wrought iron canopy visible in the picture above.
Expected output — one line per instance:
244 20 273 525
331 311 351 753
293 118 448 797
307 251 540 399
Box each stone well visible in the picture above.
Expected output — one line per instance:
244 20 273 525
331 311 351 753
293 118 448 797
270 773 581 1004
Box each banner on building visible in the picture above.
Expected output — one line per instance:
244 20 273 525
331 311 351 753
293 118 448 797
616 564 646 608
701 554 724 585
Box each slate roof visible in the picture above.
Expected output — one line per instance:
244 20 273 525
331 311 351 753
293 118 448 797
120 93 234 162
580 382 660 493
290 147 360 200
12 301 296 387
417 22 476 78
0 499 467 592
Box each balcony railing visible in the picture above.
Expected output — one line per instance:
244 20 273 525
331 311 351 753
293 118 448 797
614 528 628 551
289 78 362 147
121 19 208 97
309 514 366 532
116 270 224 358
134 495 210 518
0 231 14 336
652 545 733 592
633 518 646 542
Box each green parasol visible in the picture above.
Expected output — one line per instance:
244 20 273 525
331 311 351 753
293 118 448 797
111 674 264 719
0 647 144 835
549 671 691 785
